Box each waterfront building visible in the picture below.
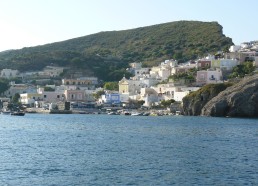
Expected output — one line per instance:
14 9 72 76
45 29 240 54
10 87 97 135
63 89 86 102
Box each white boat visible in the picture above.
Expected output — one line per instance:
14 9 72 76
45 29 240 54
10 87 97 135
131 112 143 116
107 111 117 115
175 111 181 115
1 111 11 115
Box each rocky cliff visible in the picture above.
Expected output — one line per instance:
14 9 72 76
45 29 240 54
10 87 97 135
182 83 232 116
201 74 258 117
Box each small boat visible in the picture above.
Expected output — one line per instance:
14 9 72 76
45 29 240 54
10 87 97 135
175 111 181 116
107 111 117 115
1 111 11 115
142 112 150 116
131 112 143 116
11 111 25 116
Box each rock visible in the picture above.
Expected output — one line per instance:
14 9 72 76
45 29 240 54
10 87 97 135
182 83 232 116
201 74 258 117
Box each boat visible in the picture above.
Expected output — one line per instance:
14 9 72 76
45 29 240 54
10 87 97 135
11 111 25 116
175 111 181 115
1 108 11 115
131 112 143 116
107 111 117 115
1 111 11 115
142 112 150 116
120 110 131 115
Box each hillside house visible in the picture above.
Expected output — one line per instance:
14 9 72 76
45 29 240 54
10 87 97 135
0 69 19 79
211 59 239 70
197 60 211 69
38 66 64 78
196 69 223 86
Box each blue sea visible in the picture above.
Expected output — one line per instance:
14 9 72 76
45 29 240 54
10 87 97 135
0 114 257 185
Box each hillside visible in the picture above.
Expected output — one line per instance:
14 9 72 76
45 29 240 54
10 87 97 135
0 21 233 81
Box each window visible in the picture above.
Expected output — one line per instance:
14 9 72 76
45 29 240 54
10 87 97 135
57 95 60 98
44 95 47 98
200 74 205 80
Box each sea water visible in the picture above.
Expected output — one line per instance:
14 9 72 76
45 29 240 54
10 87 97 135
0 114 257 185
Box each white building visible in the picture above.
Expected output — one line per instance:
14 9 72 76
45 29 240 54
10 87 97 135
211 59 239 70
38 66 64 77
229 45 241 52
0 69 19 79
37 87 65 103
20 93 42 106
196 69 223 86
3 82 37 98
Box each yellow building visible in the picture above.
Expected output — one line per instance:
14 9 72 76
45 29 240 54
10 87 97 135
118 77 129 94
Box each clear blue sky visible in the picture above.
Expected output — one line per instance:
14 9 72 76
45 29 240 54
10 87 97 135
0 0 257 52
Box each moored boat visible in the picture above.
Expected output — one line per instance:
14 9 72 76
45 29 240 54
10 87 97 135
1 111 11 115
131 112 143 116
11 111 25 116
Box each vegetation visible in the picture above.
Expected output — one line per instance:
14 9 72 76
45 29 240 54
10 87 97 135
44 87 55 91
104 82 119 91
0 21 233 81
0 78 9 94
170 68 197 80
185 83 233 99
160 99 176 108
228 61 255 78
12 93 20 103
93 90 105 99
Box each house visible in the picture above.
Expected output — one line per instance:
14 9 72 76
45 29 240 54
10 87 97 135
62 77 98 90
3 82 37 98
20 93 42 106
37 87 65 103
171 65 195 75
63 89 85 102
140 88 159 107
229 45 241 52
197 60 211 69
196 69 223 86
211 59 239 70
0 69 19 79
149 65 171 80
100 93 120 104
38 66 64 78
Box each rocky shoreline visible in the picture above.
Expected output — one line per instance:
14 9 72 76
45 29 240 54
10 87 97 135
183 74 258 117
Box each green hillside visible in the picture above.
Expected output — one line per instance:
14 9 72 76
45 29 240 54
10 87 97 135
0 21 233 81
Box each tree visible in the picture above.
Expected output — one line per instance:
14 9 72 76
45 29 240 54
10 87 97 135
228 62 255 78
104 82 118 91
44 87 55 91
93 90 105 99
160 99 176 108
0 78 9 94
12 93 20 103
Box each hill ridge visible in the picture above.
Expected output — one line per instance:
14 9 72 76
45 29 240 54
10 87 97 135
0 20 233 81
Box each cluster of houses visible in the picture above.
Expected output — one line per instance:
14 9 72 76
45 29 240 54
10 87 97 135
0 41 258 112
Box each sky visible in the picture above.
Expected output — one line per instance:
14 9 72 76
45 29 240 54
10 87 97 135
0 0 257 52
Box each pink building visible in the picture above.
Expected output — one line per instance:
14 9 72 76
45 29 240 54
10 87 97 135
64 90 85 102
